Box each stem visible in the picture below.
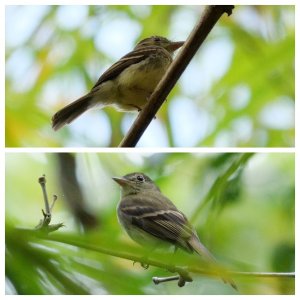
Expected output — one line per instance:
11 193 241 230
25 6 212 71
153 275 181 284
153 272 295 285
40 233 295 279
38 175 50 215
50 195 58 212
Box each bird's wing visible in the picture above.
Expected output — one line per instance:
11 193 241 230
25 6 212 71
120 195 238 290
120 203 195 252
91 46 161 90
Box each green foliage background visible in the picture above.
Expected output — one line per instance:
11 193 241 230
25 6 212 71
5 153 295 294
5 5 295 147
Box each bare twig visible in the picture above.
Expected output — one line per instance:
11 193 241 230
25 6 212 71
233 271 295 278
50 194 58 212
35 175 63 233
153 275 181 284
119 5 234 147
39 175 51 216
153 269 193 287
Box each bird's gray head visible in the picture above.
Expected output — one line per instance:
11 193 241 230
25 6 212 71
113 172 160 195
134 36 184 53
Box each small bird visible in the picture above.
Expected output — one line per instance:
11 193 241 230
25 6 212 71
113 172 237 290
52 36 184 131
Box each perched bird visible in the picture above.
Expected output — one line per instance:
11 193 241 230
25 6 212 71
113 172 237 290
52 36 184 130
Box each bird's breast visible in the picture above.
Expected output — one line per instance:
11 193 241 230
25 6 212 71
115 50 172 110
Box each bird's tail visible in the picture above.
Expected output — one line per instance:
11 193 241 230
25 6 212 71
188 235 238 291
52 94 94 131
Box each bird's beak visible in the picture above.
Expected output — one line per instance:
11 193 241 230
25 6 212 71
112 176 130 187
166 40 185 52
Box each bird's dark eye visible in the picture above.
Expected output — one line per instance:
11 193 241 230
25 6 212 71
154 37 161 42
136 175 145 182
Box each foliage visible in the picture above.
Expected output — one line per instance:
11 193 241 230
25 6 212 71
5 5 295 147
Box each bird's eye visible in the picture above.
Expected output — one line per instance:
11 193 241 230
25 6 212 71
154 37 161 42
136 175 145 182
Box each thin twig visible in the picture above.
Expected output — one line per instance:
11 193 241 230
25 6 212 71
153 275 181 285
153 269 193 287
39 175 50 216
36 175 63 232
233 272 295 278
152 272 295 286
50 195 58 212
119 5 234 147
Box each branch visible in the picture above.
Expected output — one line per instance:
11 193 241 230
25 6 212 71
39 233 294 288
153 272 295 286
42 233 192 275
119 5 235 147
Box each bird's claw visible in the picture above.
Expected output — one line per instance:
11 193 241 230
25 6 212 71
178 270 193 287
132 260 149 269
141 262 149 269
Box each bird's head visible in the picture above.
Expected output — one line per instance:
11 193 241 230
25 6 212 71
113 172 160 195
135 36 184 53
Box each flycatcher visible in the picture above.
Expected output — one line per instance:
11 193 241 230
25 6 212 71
113 172 237 290
52 36 184 130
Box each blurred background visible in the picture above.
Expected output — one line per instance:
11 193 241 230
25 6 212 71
5 152 295 294
5 5 295 147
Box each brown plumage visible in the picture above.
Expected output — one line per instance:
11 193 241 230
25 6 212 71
52 36 184 130
113 172 237 290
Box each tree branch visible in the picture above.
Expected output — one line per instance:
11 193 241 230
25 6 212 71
119 5 234 147
38 233 294 287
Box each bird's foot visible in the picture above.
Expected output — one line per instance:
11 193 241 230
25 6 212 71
141 262 149 269
178 270 193 287
133 259 149 269
129 104 142 112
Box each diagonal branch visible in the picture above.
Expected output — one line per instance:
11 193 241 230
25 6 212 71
119 5 235 147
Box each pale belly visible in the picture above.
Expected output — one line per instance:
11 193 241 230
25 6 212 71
114 54 172 111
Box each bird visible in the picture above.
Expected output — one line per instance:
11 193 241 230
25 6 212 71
113 172 237 290
52 36 184 130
